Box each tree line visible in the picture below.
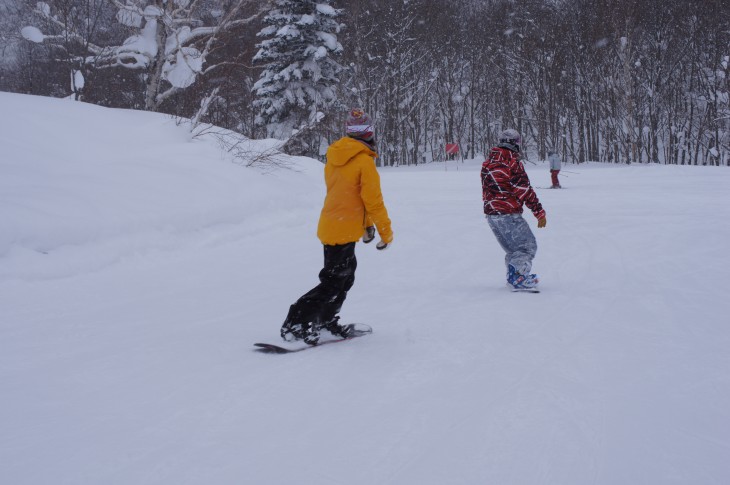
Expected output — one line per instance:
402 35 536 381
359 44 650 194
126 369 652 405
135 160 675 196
1 0 728 166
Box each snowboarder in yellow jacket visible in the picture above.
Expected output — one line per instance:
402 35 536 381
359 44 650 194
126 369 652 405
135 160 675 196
281 108 393 345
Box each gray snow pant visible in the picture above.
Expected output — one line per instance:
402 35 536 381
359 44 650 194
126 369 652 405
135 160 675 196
487 213 538 276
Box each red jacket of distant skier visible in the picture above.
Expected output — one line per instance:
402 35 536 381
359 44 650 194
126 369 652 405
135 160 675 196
481 146 545 220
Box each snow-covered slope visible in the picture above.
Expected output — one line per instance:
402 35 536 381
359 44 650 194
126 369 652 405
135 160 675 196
1 92 729 485
0 92 322 280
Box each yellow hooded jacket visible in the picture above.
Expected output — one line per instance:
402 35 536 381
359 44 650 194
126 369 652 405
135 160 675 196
317 137 393 246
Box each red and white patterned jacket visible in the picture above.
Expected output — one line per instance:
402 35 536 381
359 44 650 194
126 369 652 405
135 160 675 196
481 146 546 220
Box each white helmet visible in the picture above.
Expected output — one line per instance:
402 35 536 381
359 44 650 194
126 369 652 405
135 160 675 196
499 128 521 145
498 128 521 152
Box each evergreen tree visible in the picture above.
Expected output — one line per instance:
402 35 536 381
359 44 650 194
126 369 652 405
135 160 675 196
252 0 343 138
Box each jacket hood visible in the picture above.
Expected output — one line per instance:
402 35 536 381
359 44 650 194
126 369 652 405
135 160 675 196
327 137 377 167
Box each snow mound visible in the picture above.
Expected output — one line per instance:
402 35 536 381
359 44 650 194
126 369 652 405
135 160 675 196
0 92 322 280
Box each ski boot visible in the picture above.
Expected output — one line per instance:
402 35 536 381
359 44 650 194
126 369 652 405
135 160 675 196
319 316 351 339
280 322 304 342
280 321 320 345
507 264 539 291
283 323 320 345
302 323 320 345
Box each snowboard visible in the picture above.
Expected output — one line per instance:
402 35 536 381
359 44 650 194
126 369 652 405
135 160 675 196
254 323 372 354
508 283 540 293
510 287 540 293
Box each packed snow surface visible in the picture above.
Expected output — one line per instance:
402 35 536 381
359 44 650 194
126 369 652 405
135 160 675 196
1 92 729 484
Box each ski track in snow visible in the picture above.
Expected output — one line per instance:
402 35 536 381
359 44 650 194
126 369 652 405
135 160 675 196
1 93 730 484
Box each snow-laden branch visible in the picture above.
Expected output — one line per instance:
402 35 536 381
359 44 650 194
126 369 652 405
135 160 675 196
22 0 270 111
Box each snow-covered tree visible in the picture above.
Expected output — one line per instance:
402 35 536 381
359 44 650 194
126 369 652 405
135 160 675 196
18 0 113 100
252 0 343 140
9 0 728 165
22 0 267 110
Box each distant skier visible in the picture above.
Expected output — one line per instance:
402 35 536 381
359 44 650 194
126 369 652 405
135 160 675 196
481 129 547 291
280 108 393 345
548 150 562 188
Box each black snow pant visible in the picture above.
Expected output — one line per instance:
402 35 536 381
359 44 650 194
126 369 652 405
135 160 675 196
283 242 357 329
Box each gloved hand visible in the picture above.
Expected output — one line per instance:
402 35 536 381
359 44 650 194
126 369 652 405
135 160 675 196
363 226 376 243
376 240 390 250
537 216 547 228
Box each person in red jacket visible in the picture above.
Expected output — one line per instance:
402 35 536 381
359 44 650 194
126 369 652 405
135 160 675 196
481 129 547 290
